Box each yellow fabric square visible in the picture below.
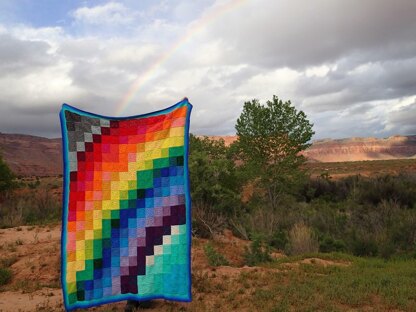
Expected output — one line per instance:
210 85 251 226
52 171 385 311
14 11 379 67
161 148 169 157
93 219 102 229
67 261 76 272
76 250 85 261
67 282 77 293
85 230 94 240
102 210 111 219
75 260 85 271
145 159 153 169
120 190 128 200
128 180 137 189
110 190 120 200
119 180 128 190
93 210 102 219
169 127 184 138
109 200 119 210
76 240 85 250
66 272 76 283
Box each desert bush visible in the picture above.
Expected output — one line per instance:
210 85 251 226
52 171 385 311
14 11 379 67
270 230 289 251
244 235 272 266
288 222 319 255
0 188 61 227
319 234 346 253
204 243 229 267
356 174 416 208
351 235 379 257
0 268 11 286
0 154 15 195
24 188 61 224
192 201 226 238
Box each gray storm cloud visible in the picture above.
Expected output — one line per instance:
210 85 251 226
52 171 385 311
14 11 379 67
0 0 415 139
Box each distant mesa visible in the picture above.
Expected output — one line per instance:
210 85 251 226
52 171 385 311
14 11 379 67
0 132 415 177
0 133 62 177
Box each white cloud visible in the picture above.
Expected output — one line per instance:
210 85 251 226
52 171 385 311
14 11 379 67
0 0 416 139
72 2 138 25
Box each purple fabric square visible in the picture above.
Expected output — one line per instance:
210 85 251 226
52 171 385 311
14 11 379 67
129 256 137 266
128 246 137 256
112 277 120 287
162 197 170 206
154 216 163 226
137 237 146 246
146 218 154 226
121 257 129 266
163 206 170 216
120 266 129 275
154 207 163 216
136 227 146 237
112 285 121 295
170 195 179 205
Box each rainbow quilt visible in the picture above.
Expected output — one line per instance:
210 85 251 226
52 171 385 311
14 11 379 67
59 99 192 311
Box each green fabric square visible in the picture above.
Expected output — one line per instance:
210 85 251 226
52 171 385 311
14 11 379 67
110 210 120 219
128 190 137 199
137 170 153 188
120 200 129 209
169 146 184 157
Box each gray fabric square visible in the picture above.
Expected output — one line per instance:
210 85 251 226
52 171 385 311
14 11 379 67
89 118 101 126
74 131 84 142
76 121 92 132
68 152 77 162
69 161 77 172
91 126 101 134
100 119 110 127
84 133 93 142
76 142 85 152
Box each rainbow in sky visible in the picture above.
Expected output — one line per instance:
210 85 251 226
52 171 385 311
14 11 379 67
115 0 246 116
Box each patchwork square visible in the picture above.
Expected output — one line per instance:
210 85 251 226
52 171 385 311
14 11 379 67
60 99 192 311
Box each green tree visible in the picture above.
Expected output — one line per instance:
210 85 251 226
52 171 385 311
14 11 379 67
0 154 14 194
189 134 241 237
189 134 240 215
234 95 314 209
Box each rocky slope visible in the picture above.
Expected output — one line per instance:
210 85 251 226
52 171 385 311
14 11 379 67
0 133 62 177
304 135 416 162
1 132 415 176
208 135 416 162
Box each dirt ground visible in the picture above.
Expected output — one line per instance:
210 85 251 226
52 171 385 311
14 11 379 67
0 226 351 312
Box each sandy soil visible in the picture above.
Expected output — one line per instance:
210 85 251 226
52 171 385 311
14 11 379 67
0 225 350 312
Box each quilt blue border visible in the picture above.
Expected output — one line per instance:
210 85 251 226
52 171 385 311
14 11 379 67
59 98 193 311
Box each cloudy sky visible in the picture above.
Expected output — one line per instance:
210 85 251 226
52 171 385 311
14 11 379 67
0 0 415 139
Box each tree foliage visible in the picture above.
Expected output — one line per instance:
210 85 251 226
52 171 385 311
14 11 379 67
234 95 314 203
0 154 14 194
189 134 240 215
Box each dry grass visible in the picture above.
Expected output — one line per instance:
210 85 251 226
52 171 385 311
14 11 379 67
288 222 319 256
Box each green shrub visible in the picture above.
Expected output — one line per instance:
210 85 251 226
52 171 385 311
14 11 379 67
0 154 15 194
244 236 272 266
0 268 11 286
0 188 61 228
352 238 378 257
319 235 346 253
203 243 229 267
270 230 288 251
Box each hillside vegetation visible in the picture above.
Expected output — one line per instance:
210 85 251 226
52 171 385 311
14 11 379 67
0 96 415 311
